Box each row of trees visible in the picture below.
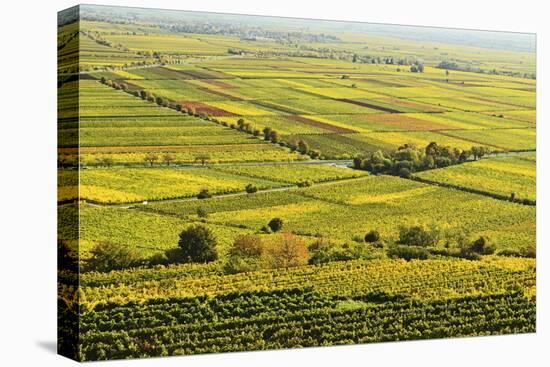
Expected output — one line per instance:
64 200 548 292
99 78 318 161
437 60 535 80
231 118 321 159
387 225 497 261
92 153 211 168
353 142 491 178
82 219 533 273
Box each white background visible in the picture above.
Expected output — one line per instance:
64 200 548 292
0 0 547 365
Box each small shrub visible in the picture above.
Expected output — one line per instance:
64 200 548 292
364 230 380 243
86 241 142 272
197 188 212 199
522 245 536 258
497 248 523 257
398 225 439 247
387 245 430 261
469 236 496 255
245 184 258 193
268 217 284 232
260 225 271 234
196 207 208 218
296 180 313 188
148 252 169 266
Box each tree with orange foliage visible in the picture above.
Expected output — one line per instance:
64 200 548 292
265 232 309 269
224 234 264 274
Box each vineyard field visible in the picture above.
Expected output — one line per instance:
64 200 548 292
212 164 369 184
60 167 287 204
73 289 534 360
415 153 536 201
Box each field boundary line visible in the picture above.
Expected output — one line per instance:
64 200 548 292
408 175 535 206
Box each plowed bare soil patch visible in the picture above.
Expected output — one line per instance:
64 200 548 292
289 115 357 133
180 101 237 116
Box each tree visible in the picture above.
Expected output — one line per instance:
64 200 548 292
296 180 313 188
224 234 264 273
178 225 218 263
96 157 114 167
237 118 246 130
197 188 212 199
104 157 114 167
194 154 211 166
458 236 495 259
162 153 175 166
410 65 418 73
139 89 147 99
437 61 459 70
364 230 380 243
388 245 429 261
435 156 452 168
268 217 284 232
58 240 78 272
175 104 182 112
459 149 470 162
445 69 450 83
196 207 208 218
143 153 158 166
398 167 411 178
469 236 496 255
309 150 321 159
269 130 280 143
471 146 488 160
262 127 272 141
297 139 309 154
244 122 254 134
398 225 439 247
425 141 440 157
155 96 164 106
86 241 141 272
245 184 258 193
265 232 308 269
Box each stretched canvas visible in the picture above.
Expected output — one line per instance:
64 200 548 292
58 4 536 362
